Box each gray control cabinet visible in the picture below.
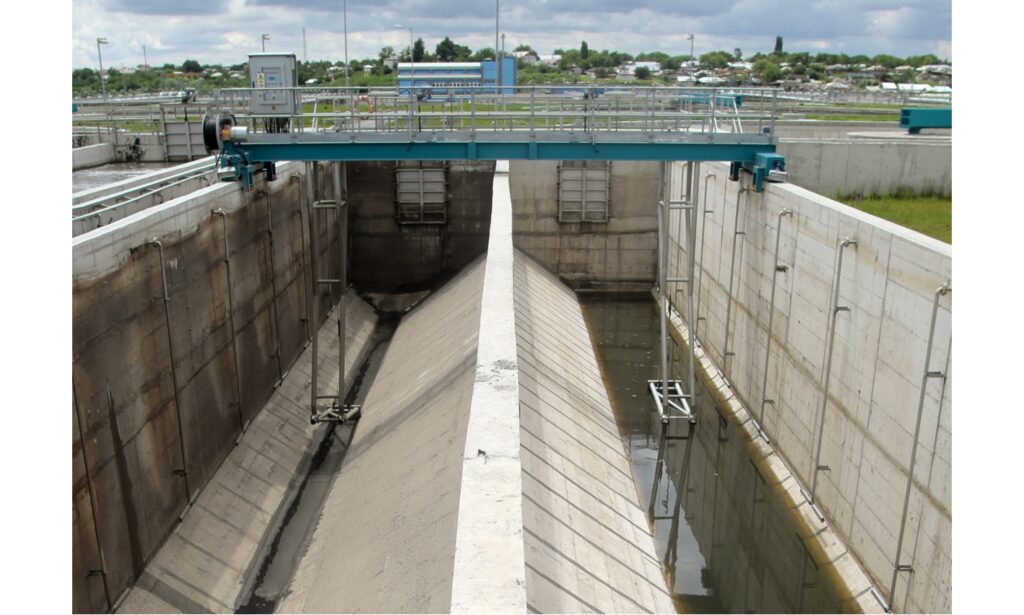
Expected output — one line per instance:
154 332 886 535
248 53 297 115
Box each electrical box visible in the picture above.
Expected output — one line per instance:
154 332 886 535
248 53 297 115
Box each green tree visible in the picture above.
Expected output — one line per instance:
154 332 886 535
412 38 425 62
634 66 651 80
774 36 783 54
470 47 496 61
514 44 535 53
580 40 589 59
435 37 458 62
734 48 743 61
182 59 202 73
699 51 731 69
754 59 782 83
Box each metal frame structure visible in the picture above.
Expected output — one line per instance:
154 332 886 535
198 85 790 427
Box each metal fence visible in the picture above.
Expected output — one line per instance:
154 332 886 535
212 85 782 139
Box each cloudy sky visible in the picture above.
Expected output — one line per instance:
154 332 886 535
71 0 952 69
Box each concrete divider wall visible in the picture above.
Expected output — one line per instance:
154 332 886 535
72 161 346 612
72 159 219 237
74 132 166 162
73 143 116 170
665 162 951 613
348 160 494 291
510 160 661 290
777 139 952 197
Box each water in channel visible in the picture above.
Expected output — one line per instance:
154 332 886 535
581 294 842 614
236 313 400 613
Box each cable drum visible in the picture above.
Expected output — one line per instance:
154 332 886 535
203 113 236 153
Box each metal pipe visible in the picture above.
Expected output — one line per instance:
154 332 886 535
694 172 716 335
290 174 312 343
73 379 113 610
332 162 347 404
759 208 793 428
658 162 669 407
809 237 857 501
722 182 747 370
262 191 285 382
146 238 192 501
212 209 246 434
685 161 699 402
305 162 319 423
887 282 951 611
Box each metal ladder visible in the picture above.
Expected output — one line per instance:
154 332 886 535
304 161 359 424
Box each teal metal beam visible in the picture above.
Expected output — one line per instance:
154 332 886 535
899 108 952 134
225 139 776 163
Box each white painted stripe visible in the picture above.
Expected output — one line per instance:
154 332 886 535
450 160 528 613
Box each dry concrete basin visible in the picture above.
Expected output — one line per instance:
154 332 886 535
73 151 951 613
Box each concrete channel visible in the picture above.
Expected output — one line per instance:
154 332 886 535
72 141 951 613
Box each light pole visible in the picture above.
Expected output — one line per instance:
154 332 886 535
687 33 695 64
394 25 413 94
495 0 500 94
261 33 270 52
343 0 350 92
96 37 108 101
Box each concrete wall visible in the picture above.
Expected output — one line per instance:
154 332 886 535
510 160 660 290
73 132 167 162
73 143 116 170
348 160 494 292
665 162 951 613
777 139 952 197
72 161 347 612
72 158 218 237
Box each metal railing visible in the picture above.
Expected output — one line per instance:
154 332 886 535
212 85 782 140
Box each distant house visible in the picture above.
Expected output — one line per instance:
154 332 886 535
617 61 662 77
697 75 726 85
917 64 952 77
728 61 753 71
676 74 697 84
513 50 539 65
362 64 375 73
537 54 562 66
209 71 223 78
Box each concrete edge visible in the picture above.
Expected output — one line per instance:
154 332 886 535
449 161 528 613
654 290 887 614
72 156 217 203
72 161 304 281
746 162 952 257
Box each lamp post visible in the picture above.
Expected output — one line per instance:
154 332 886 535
343 0 350 92
495 0 500 94
96 37 109 102
688 33 695 63
394 25 413 95
261 33 270 52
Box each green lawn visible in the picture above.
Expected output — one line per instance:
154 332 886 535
804 113 900 122
840 194 951 243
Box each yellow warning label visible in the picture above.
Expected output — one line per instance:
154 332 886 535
257 72 266 88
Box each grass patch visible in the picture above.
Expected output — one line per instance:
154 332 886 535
838 193 951 243
804 113 900 122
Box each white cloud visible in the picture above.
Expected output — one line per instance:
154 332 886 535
72 0 951 68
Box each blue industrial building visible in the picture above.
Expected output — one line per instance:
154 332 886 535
396 58 517 96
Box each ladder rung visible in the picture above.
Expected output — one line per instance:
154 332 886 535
316 278 342 285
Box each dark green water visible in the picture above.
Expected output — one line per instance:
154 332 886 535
581 294 842 614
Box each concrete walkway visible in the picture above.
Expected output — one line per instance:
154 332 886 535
116 293 377 613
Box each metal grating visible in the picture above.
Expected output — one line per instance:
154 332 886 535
395 164 447 224
558 162 610 223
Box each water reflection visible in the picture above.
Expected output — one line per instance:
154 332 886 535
581 295 841 614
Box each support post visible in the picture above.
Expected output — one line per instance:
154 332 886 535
263 190 286 384
332 162 347 405
147 239 192 501
809 237 857 502
290 174 312 344
212 209 247 434
685 162 699 405
722 181 746 371
305 162 320 423
887 282 951 612
658 162 670 410
694 173 716 336
73 379 113 611
758 208 793 438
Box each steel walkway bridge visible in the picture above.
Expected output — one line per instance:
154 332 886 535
201 85 788 428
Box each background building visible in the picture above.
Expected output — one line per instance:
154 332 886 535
396 57 517 96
